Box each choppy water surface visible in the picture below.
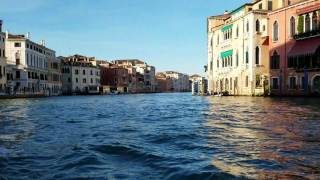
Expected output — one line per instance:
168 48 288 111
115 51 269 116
0 93 320 179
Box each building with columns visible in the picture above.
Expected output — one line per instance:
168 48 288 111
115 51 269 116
268 0 320 96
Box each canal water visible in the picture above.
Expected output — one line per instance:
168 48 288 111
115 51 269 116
0 93 319 179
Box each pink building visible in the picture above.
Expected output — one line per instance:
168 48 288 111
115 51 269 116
268 0 320 96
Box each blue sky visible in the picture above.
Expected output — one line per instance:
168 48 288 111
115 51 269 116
1 0 248 75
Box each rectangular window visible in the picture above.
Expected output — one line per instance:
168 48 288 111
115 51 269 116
289 77 296 89
75 69 79 75
83 78 86 83
16 71 20 79
14 42 21 47
259 3 262 9
246 51 249 64
272 78 279 89
268 1 273 10
245 76 249 87
301 76 306 89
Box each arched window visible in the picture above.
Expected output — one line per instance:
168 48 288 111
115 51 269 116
312 12 318 30
290 16 296 37
305 14 310 32
273 21 279 41
255 46 260 65
246 20 249 32
256 20 260 32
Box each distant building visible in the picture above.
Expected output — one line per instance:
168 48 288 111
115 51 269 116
61 55 100 94
156 72 173 92
0 21 6 93
268 0 320 96
113 59 156 93
164 71 190 92
191 76 208 95
47 56 62 96
98 61 129 93
5 32 55 95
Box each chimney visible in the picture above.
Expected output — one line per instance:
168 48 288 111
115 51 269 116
40 40 45 46
26 32 30 39
0 20 2 32
224 10 229 15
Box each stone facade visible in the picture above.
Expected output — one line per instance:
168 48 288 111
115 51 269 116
61 55 100 94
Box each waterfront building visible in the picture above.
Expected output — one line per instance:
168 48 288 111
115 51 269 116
98 61 129 93
113 59 156 93
163 71 190 92
48 56 62 96
0 21 6 94
61 55 100 94
155 72 173 92
268 0 320 96
191 76 208 95
5 32 54 95
207 0 276 96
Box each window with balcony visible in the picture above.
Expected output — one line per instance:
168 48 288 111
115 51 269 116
273 21 279 41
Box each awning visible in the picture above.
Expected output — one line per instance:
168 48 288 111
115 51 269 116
221 24 233 32
288 37 320 57
221 50 233 59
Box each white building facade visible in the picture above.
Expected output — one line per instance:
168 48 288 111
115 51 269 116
207 0 271 96
5 33 55 95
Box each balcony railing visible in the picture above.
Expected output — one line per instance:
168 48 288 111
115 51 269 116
294 29 320 40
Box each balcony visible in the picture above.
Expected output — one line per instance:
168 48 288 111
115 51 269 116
294 29 320 40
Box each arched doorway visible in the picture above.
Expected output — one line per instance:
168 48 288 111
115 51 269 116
313 75 320 94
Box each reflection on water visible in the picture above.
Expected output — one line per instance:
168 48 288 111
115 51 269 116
205 97 320 179
0 94 319 179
